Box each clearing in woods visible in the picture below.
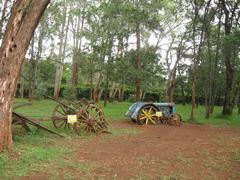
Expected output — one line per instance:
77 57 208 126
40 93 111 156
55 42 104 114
1 100 239 179
18 120 240 180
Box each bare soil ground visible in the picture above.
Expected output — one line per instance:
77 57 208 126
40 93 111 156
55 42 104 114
23 120 240 180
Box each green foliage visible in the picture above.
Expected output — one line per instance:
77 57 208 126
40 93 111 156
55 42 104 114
62 86 81 101
0 153 9 173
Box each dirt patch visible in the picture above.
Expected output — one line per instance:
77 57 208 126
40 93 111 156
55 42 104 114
22 120 240 180
74 121 240 179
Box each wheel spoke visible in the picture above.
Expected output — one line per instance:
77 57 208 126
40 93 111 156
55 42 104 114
59 105 67 115
148 107 152 114
149 117 155 124
145 118 149 125
142 110 148 116
56 109 65 116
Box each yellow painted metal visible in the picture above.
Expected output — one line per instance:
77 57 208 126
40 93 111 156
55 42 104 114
139 106 157 125
155 111 163 117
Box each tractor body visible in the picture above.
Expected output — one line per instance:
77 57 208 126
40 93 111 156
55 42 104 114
126 102 180 125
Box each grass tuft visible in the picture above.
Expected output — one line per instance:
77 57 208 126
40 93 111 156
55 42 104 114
232 151 240 161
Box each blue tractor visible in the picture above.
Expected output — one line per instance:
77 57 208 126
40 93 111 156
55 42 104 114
126 102 182 126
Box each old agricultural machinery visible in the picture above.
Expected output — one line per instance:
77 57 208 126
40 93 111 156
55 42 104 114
50 97 109 134
126 102 182 126
49 97 109 134
12 97 109 136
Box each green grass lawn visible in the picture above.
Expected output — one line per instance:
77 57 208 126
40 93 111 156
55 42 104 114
14 98 240 126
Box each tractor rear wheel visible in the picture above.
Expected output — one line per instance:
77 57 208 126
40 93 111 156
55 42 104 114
137 105 158 125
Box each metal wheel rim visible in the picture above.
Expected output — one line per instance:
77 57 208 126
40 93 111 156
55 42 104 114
52 104 68 129
137 105 158 125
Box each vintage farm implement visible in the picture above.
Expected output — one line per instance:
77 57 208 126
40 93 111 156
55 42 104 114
126 102 182 126
49 97 109 134
12 97 109 136
12 103 63 137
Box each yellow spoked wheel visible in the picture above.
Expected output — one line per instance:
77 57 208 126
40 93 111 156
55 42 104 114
137 105 158 125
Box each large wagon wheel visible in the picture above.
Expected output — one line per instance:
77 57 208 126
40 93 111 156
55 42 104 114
75 104 108 134
137 105 158 125
52 104 74 129
168 113 182 126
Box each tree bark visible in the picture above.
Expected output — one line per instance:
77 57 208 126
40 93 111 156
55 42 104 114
0 0 50 152
205 27 212 119
93 73 102 103
118 82 125 102
210 6 222 113
28 36 35 102
71 49 80 99
109 81 116 102
19 67 24 98
135 22 141 101
98 88 103 102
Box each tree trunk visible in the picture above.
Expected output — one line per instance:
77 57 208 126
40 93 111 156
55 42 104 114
190 0 212 121
28 36 35 102
71 49 80 99
109 81 116 102
53 2 68 98
221 0 239 115
167 72 176 103
238 91 240 114
20 66 24 98
0 0 50 152
112 88 118 100
165 38 175 100
210 6 222 113
118 82 125 102
167 51 180 103
54 63 63 98
89 64 93 101
98 88 103 102
70 5 85 100
141 91 146 101
93 73 102 103
135 22 141 101
104 72 109 107
205 28 213 119
177 67 186 105
190 66 198 121
232 85 240 108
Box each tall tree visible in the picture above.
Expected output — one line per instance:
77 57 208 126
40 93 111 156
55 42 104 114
0 0 50 152
70 0 87 99
53 0 69 98
221 0 240 115
190 0 211 121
